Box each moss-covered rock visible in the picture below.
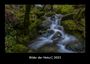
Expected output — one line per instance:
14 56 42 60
62 20 77 31
62 20 85 41
54 5 74 14
66 41 85 53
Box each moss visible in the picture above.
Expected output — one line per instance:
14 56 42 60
10 44 28 53
5 35 16 47
45 12 55 17
29 19 42 40
36 11 45 18
62 20 85 40
5 35 17 53
17 35 30 45
62 20 77 31
54 5 74 14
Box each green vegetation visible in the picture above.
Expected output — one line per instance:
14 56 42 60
5 5 85 53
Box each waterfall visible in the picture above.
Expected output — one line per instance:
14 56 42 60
29 14 77 53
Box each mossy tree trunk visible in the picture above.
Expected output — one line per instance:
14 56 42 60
24 5 31 35
50 5 54 12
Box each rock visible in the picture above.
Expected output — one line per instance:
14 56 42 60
56 26 64 31
47 29 54 34
66 41 85 52
50 15 56 21
41 20 51 29
51 32 61 42
36 44 58 53
42 29 54 37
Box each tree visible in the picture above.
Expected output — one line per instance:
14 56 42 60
50 5 54 12
24 5 31 35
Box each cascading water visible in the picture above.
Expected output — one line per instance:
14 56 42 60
29 14 78 53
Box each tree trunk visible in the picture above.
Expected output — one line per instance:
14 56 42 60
24 5 31 35
50 5 54 12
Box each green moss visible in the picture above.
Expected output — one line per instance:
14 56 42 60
11 44 28 53
29 19 42 40
62 20 77 31
54 5 74 14
62 20 85 40
5 35 16 47
5 35 16 53
17 35 30 45
45 12 55 17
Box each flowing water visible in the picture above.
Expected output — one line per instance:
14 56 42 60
29 14 78 53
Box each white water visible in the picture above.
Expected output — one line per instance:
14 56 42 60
29 14 77 53
57 34 77 53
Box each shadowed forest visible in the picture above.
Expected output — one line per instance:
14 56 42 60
5 5 85 53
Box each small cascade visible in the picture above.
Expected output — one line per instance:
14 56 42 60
29 14 78 53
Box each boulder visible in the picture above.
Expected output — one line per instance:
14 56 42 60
66 41 85 53
51 32 62 42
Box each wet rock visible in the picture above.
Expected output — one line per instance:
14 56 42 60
48 29 54 34
51 32 62 43
42 22 51 29
66 41 85 53
50 15 55 21
56 26 64 31
42 29 54 37
36 44 58 53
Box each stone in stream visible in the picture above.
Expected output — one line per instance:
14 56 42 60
51 32 62 43
36 43 58 53
65 41 85 53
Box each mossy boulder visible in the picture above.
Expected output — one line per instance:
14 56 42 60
62 20 77 31
54 5 74 14
66 41 85 53
61 20 85 40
